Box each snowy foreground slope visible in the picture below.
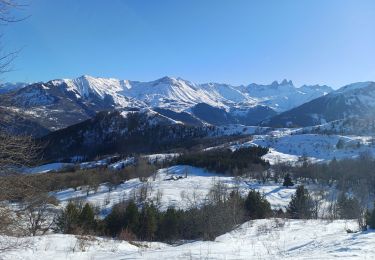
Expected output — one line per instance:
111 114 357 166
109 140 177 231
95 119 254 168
2 219 375 259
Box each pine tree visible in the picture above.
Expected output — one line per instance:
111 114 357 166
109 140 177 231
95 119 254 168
158 207 180 242
139 203 158 240
245 190 271 219
79 203 96 232
105 203 126 236
367 202 375 229
227 190 245 225
287 185 314 219
336 139 345 149
124 201 140 234
336 193 361 219
55 201 80 234
282 173 294 187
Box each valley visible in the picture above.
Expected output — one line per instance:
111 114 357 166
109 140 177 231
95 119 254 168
2 1 374 258
2 77 375 260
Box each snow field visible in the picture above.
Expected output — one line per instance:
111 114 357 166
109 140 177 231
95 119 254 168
52 165 334 216
3 219 375 259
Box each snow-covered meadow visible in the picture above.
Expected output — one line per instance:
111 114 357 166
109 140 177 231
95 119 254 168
220 127 375 165
49 164 341 222
52 165 298 214
250 133 374 162
9 127 375 260
2 219 375 259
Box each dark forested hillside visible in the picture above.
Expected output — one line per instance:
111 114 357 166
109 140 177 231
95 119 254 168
176 147 269 174
264 82 375 127
41 110 218 161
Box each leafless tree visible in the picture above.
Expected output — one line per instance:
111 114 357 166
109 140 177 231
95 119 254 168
154 189 163 208
0 131 39 170
137 182 151 204
0 202 13 234
0 1 36 252
0 131 45 252
311 190 324 219
135 157 156 180
20 193 58 236
184 166 189 178
207 180 228 204
0 0 28 77
0 130 41 198
0 0 27 23
180 187 202 209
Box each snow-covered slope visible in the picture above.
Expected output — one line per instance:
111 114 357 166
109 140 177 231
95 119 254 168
53 75 141 108
244 79 332 112
52 76 258 112
0 76 334 135
122 77 257 111
3 219 373 259
55 76 332 113
265 81 375 127
53 165 297 213
55 76 258 112
302 117 375 136
22 163 75 174
228 129 375 164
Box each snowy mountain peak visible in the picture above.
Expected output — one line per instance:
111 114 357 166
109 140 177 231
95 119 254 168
156 76 178 83
300 84 331 92
1 75 335 119
335 81 375 95
281 79 293 86
245 80 332 112
266 81 375 127
271 80 279 86
0 82 29 94
270 79 293 86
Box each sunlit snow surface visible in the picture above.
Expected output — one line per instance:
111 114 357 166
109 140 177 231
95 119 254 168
52 165 299 216
46 75 332 113
3 219 375 259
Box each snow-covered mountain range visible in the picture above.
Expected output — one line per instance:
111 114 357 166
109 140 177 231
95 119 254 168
244 79 332 112
49 75 332 112
3 75 375 136
265 81 375 127
0 75 333 135
0 82 28 94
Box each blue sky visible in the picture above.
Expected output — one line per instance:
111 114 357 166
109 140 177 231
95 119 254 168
3 0 375 88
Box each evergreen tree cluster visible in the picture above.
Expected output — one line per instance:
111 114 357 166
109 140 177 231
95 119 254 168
55 202 100 235
292 155 375 192
176 147 269 175
57 189 272 242
366 203 375 229
245 190 272 219
42 111 217 161
287 185 314 219
336 193 361 219
282 173 294 187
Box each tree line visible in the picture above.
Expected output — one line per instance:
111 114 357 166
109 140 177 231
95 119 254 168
56 184 273 242
56 183 372 242
175 147 269 175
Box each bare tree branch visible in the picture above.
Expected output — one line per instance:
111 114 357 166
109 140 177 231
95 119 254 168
0 0 29 24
